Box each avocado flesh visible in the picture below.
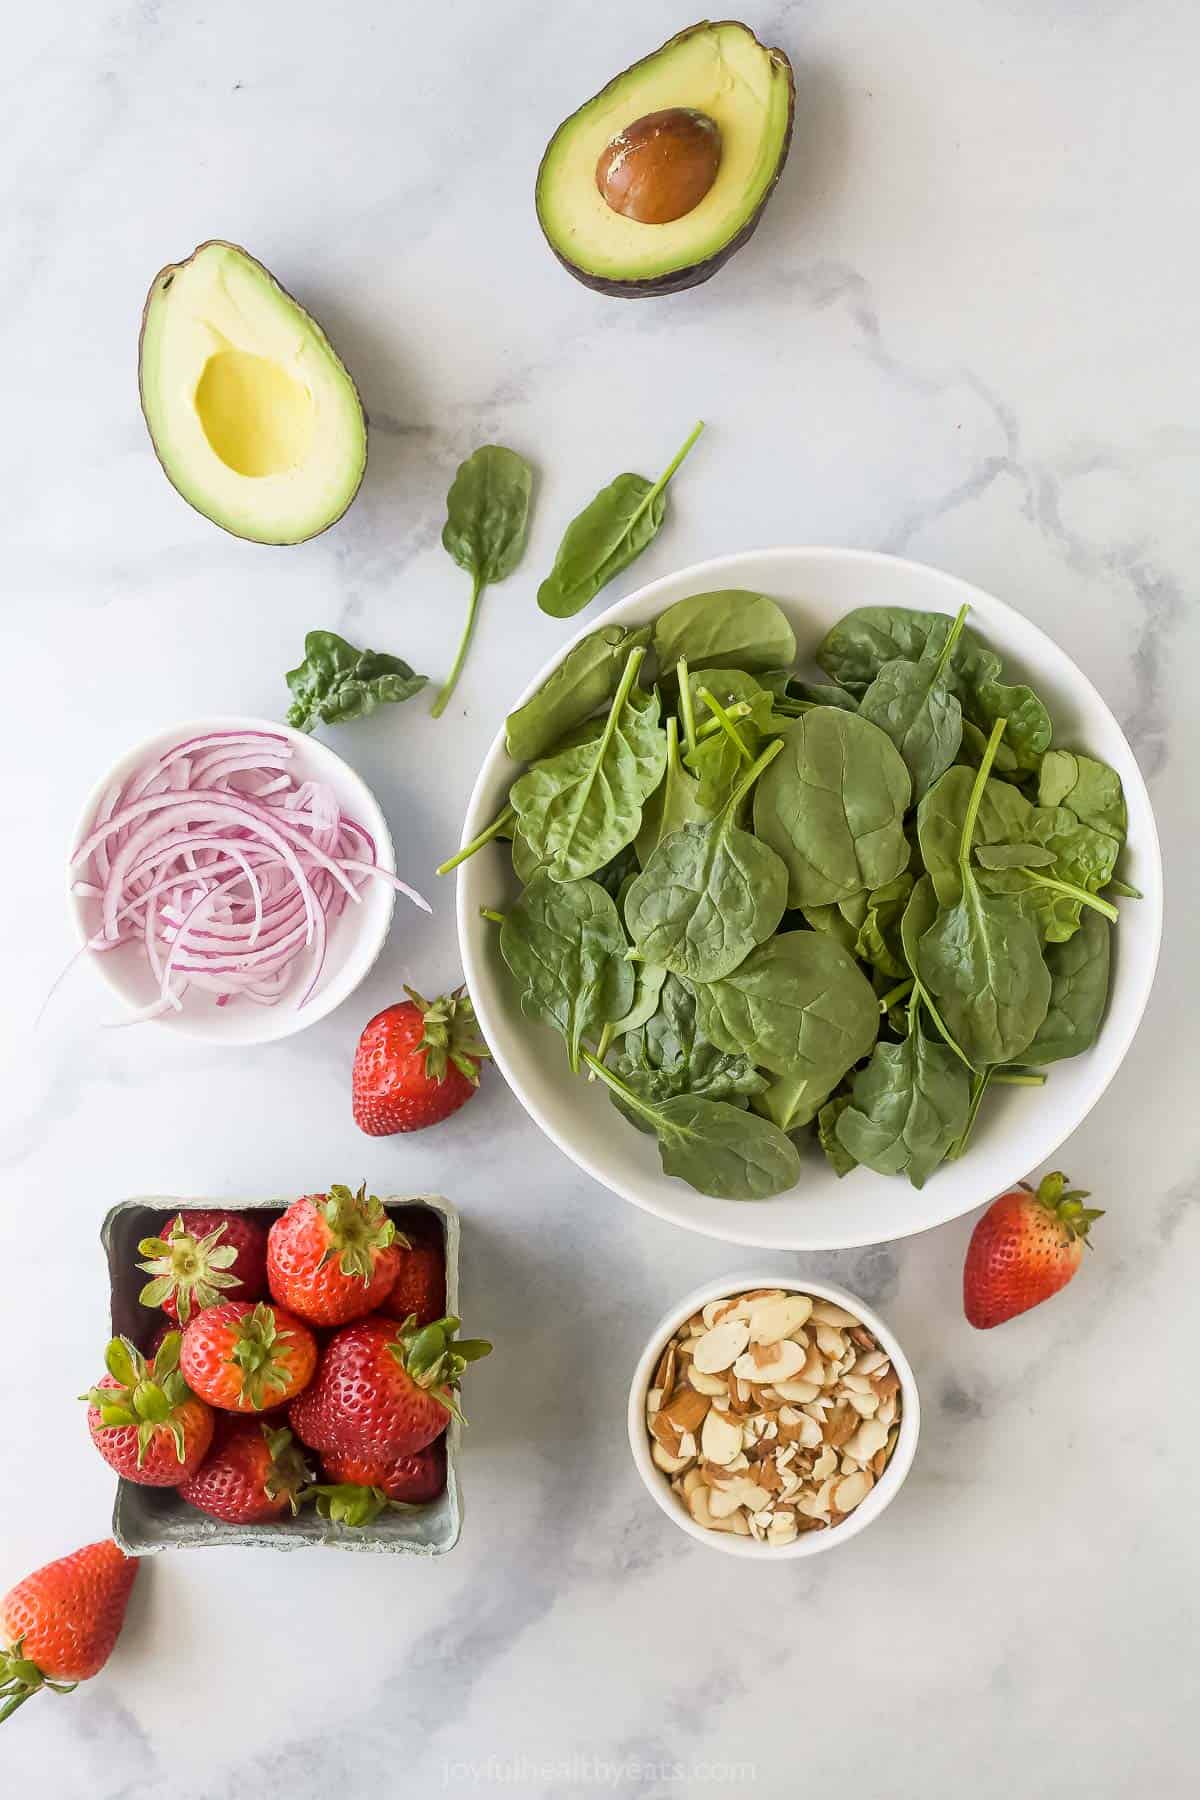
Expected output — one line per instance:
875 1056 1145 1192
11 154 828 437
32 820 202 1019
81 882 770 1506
537 21 794 297
139 242 367 545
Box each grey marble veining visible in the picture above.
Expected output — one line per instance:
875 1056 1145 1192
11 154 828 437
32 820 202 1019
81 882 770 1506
2 2 1197 1795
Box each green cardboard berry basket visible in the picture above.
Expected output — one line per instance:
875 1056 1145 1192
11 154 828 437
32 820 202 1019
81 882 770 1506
100 1194 463 1556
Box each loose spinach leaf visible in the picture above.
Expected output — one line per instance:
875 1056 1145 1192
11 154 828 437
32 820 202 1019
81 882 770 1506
696 930 879 1104
652 590 797 675
585 1055 800 1199
624 741 788 981
958 718 1019 774
611 980 766 1129
504 624 649 763
857 604 967 799
915 723 1051 1069
635 716 714 865
606 960 668 1043
499 873 634 1072
684 712 762 813
511 649 667 881
801 902 860 954
1038 750 1127 844
836 1006 971 1188
592 842 641 902
688 668 777 736
817 1095 857 1177
974 843 1056 870
285 630 428 734
966 676 1051 769
753 707 912 907
1022 907 1111 1064
537 423 703 619
433 445 533 717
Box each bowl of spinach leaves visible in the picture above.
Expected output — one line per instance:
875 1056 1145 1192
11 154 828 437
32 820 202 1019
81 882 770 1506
448 549 1161 1249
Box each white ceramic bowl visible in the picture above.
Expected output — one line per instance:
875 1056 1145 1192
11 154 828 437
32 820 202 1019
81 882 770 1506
69 715 400 1045
456 549 1163 1249
628 1273 920 1559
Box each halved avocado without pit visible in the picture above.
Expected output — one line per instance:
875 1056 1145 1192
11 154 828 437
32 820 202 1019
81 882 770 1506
536 20 795 298
139 241 367 545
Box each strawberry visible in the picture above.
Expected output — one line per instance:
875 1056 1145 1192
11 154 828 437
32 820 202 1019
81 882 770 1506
352 986 489 1135
0 1540 138 1723
380 1239 446 1326
266 1185 404 1327
964 1171 1103 1329
137 1210 268 1326
83 1334 213 1485
289 1314 490 1463
178 1421 311 1524
180 1301 317 1413
311 1437 447 1526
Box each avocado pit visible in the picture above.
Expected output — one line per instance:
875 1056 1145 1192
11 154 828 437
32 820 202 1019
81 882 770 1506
596 107 722 225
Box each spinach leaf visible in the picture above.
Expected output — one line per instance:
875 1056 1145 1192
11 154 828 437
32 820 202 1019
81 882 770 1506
857 604 967 798
696 931 879 1104
500 873 634 1071
606 960 668 1043
584 1055 800 1199
653 590 797 675
817 1095 857 1177
432 445 533 717
899 875 970 1063
1022 907 1111 1064
537 423 703 619
511 648 667 881
915 722 1051 1069
836 1004 971 1188
624 740 788 981
612 980 766 1127
854 873 915 978
966 677 1051 769
510 827 543 885
684 713 762 813
801 903 861 954
688 667 777 736
635 716 714 865
958 718 1019 774
592 842 641 901
1038 750 1127 844
974 844 1056 870
504 624 649 763
753 708 911 907
285 630 427 734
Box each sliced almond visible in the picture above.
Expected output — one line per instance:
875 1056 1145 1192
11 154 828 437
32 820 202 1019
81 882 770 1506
681 1466 707 1497
746 1293 813 1344
834 1470 871 1512
854 1349 888 1377
710 1478 772 1519
767 1510 798 1546
845 1418 889 1464
771 1377 821 1403
686 1365 729 1397
653 1339 678 1393
815 1324 846 1359
659 1387 710 1436
700 1407 744 1467
652 1439 694 1475
645 1387 663 1417
810 1301 859 1327
812 1445 837 1480
732 1339 806 1385
693 1319 750 1374
826 1402 859 1449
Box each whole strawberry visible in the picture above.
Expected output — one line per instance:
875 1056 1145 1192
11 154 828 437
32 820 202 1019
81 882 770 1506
964 1171 1103 1329
0 1540 138 1723
178 1421 311 1524
180 1301 317 1413
290 1314 490 1463
137 1209 268 1325
352 986 489 1135
321 1435 447 1505
380 1238 446 1326
83 1334 213 1485
267 1185 404 1327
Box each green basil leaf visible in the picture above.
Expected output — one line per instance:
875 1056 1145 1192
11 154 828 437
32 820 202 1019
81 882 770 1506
432 445 533 717
752 708 911 907
511 650 667 881
504 624 649 763
500 873 634 1071
537 424 703 618
285 630 427 734
652 590 797 674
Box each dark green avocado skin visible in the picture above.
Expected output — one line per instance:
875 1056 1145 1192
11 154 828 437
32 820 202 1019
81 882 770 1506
535 20 796 300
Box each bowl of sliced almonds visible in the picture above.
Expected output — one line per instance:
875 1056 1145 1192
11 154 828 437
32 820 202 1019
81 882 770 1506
629 1275 920 1557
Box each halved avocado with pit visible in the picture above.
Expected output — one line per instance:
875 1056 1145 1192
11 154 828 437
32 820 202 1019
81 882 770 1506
536 20 794 298
139 241 367 545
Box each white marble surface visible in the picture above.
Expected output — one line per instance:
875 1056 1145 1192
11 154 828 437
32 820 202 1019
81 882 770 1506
2 2 1196 1794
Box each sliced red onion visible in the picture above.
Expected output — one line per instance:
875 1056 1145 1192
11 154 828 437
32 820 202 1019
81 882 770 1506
71 729 427 1019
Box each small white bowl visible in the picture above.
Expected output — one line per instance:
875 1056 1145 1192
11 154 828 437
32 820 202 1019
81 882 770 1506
628 1273 920 1559
68 715 400 1045
457 548 1163 1250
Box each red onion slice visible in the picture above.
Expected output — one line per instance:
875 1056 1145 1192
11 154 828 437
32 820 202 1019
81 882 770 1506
71 729 424 1020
